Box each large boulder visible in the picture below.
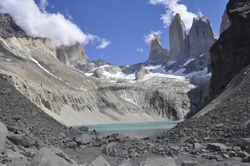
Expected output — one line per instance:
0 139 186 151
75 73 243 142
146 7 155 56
28 147 78 166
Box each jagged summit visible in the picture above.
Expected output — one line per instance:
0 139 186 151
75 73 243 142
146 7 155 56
168 13 189 63
146 34 169 64
189 15 218 59
165 13 217 73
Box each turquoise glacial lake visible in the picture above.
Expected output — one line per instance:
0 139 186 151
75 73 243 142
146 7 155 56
80 121 181 138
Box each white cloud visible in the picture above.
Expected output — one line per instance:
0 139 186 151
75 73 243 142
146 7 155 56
144 31 161 45
65 8 73 21
39 0 48 12
149 0 198 30
136 48 144 53
96 39 111 49
0 0 110 47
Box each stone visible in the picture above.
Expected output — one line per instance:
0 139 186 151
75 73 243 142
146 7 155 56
28 147 78 166
235 138 250 151
79 126 88 132
206 143 228 151
193 143 202 151
0 122 8 149
103 142 117 156
8 158 29 166
140 157 176 166
119 159 132 166
75 134 92 145
89 155 110 166
7 134 30 148
66 141 78 148
180 160 197 166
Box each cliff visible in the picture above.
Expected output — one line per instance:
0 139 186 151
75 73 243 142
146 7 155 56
209 0 250 99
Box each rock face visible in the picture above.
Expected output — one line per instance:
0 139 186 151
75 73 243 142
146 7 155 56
169 13 189 63
147 34 169 64
167 13 217 73
0 13 27 38
209 0 250 99
189 16 217 59
56 43 89 68
220 9 231 34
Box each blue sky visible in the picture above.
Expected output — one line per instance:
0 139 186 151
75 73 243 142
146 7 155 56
1 0 229 65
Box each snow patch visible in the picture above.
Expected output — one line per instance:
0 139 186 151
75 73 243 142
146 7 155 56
183 58 195 67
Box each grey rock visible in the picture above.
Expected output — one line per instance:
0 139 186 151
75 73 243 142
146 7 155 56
89 155 110 166
180 160 197 166
140 157 176 166
66 141 78 148
135 66 150 81
189 16 217 59
206 143 228 151
75 134 92 145
56 43 89 68
235 138 250 152
119 159 132 166
193 143 202 151
103 142 117 156
0 13 27 38
147 34 169 64
169 13 189 63
7 134 30 147
220 9 231 34
79 125 88 131
8 158 29 166
28 147 78 166
0 122 8 149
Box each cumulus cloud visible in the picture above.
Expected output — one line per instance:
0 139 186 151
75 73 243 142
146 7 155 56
39 0 48 12
144 31 161 45
96 39 111 49
0 0 110 47
149 0 198 30
136 48 144 53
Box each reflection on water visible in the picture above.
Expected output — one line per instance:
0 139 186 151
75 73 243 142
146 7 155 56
76 121 180 138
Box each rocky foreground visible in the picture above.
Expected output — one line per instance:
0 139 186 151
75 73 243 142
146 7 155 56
0 71 250 165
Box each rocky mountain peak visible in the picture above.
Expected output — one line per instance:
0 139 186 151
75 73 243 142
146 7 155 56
147 34 169 64
0 13 27 38
169 13 189 63
189 15 218 59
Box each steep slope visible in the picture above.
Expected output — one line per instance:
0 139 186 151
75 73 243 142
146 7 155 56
163 0 250 145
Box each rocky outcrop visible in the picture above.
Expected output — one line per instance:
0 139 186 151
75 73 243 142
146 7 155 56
166 13 217 73
220 9 231 34
189 16 217 59
56 43 89 68
0 13 27 38
147 34 169 64
209 0 250 99
169 13 189 63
